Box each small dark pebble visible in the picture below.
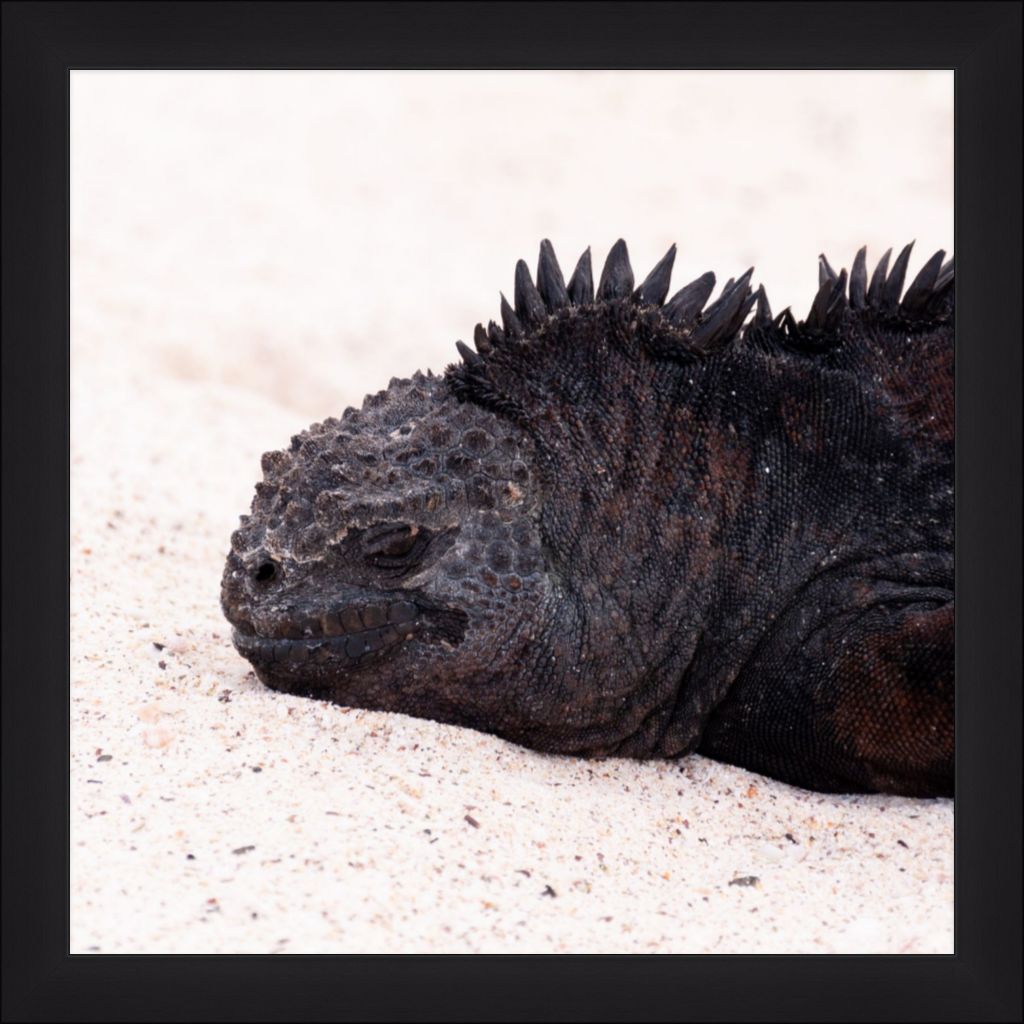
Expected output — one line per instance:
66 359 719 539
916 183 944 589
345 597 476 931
233 845 256 855
541 885 557 897
516 869 531 877
464 814 480 829
729 875 760 888
97 754 113 762
187 854 195 860
251 767 262 773
218 690 232 703
897 839 909 849
158 660 167 670
153 642 165 651
785 833 798 844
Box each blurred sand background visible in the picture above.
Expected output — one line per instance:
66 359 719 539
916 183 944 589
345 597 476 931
71 71 954 954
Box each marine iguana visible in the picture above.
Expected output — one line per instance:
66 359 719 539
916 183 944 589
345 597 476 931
221 239 954 797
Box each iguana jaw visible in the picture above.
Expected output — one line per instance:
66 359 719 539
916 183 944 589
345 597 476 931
228 590 468 693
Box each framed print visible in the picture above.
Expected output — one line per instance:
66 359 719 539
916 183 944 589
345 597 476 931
3 3 1020 1021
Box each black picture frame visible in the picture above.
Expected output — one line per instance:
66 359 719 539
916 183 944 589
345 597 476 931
2 2 1020 1021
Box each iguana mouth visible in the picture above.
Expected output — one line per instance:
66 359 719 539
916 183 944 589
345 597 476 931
231 597 467 672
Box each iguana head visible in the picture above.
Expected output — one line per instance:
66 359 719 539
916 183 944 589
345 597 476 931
222 238 954 756
220 369 558 737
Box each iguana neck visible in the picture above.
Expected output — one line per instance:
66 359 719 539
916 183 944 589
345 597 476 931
516 345 907 758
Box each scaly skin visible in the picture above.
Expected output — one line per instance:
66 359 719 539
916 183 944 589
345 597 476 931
221 239 953 796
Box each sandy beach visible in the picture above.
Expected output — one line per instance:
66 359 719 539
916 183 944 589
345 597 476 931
71 71 954 954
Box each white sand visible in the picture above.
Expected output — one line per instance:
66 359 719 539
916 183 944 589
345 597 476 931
71 71 954 953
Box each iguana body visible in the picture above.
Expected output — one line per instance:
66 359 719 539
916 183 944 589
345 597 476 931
221 239 954 797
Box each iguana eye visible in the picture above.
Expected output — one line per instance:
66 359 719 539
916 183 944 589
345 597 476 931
363 524 425 566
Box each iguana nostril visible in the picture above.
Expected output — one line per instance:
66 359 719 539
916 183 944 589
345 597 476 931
254 560 278 583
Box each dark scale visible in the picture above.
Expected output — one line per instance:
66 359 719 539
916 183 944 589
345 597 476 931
221 238 954 796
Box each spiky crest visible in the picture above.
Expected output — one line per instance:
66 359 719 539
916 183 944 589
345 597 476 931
446 238 954 415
